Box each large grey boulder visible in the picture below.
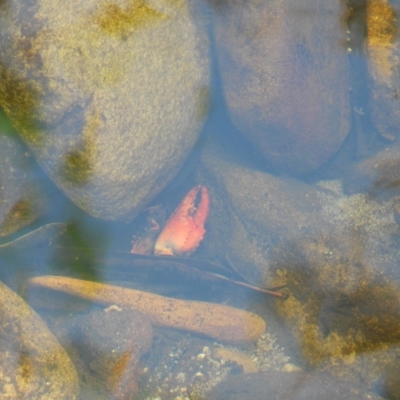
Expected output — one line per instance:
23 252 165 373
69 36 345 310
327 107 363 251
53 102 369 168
211 0 350 175
0 0 210 220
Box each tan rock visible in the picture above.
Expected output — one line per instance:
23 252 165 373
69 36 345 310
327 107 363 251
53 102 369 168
27 275 266 343
0 281 79 399
0 0 210 220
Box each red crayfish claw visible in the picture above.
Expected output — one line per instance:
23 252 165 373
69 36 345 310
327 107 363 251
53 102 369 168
154 185 210 257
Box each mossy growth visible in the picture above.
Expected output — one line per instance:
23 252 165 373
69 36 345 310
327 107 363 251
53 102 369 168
0 0 8 10
61 147 93 186
94 0 168 39
195 86 211 122
270 260 400 367
0 107 18 138
0 64 43 146
59 111 100 187
367 0 398 45
50 219 109 281
0 199 36 237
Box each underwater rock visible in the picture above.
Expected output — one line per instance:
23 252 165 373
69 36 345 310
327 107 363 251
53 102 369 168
0 0 210 221
76 307 153 358
365 0 400 141
199 133 400 281
198 135 400 387
35 306 153 400
72 307 153 400
0 281 79 399
263 222 400 391
268 234 400 366
199 140 337 286
210 0 350 175
0 131 48 237
343 146 400 199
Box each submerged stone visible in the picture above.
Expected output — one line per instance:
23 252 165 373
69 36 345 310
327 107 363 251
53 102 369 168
0 0 210 220
0 281 79 399
343 146 400 199
0 129 48 237
199 138 337 286
211 0 350 175
198 134 400 388
268 236 400 365
365 0 400 141
73 307 153 399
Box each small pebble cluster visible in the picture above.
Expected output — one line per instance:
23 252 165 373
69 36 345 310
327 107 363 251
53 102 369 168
139 330 292 400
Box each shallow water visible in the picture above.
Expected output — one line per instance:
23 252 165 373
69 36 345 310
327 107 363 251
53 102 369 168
1 0 400 399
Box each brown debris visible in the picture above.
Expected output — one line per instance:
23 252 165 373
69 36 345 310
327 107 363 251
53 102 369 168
213 347 259 373
27 276 266 343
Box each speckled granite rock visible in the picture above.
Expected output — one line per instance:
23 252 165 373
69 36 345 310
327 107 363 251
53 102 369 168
0 0 210 220
0 281 79 399
365 0 400 141
210 0 350 175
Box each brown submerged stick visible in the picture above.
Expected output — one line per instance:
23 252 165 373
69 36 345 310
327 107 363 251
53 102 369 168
28 276 266 343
